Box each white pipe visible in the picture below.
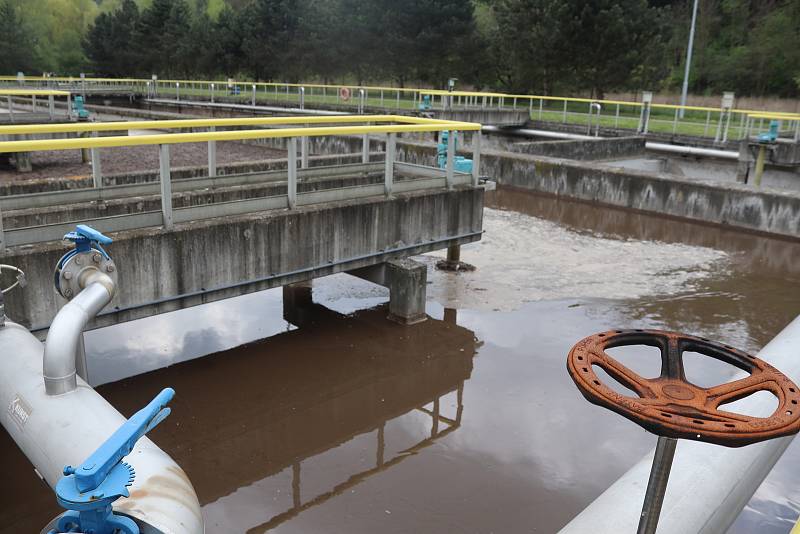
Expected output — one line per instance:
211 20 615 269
482 125 594 141
482 126 741 159
43 271 115 395
645 142 739 160
559 314 800 534
0 320 203 533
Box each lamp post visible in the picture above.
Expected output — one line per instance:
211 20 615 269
679 0 699 118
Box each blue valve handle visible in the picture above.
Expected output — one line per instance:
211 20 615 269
62 387 174 493
53 388 175 534
63 224 113 256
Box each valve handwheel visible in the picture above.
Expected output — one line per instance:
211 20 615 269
568 329 800 534
567 329 800 447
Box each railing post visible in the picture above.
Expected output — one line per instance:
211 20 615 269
48 95 54 120
210 83 215 103
472 130 481 187
90 131 102 188
384 132 395 197
362 130 370 163
287 137 297 209
562 100 568 123
208 125 217 177
446 130 455 189
6 96 13 122
0 205 5 251
159 144 173 230
299 86 305 110
252 84 256 106
300 135 309 168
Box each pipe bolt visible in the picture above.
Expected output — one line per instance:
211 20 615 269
105 265 115 273
74 257 82 266
92 253 101 263
63 271 73 280
64 288 73 298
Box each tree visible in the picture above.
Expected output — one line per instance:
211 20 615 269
0 0 37 74
84 0 140 76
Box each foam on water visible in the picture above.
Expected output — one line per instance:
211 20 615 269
424 207 728 311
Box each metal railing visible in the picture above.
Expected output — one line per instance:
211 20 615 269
3 75 799 141
0 115 482 249
0 88 72 123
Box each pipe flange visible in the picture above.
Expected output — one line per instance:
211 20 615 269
56 251 118 300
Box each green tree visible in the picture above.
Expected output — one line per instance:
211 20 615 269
0 0 38 74
84 0 140 76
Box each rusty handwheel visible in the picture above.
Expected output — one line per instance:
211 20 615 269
566 329 800 534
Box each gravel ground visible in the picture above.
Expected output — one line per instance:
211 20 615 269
0 141 286 183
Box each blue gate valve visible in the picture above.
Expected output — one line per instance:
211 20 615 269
437 131 473 174
50 388 175 534
55 225 113 292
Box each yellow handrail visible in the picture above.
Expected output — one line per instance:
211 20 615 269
0 89 71 96
3 74 799 118
0 116 481 153
0 114 461 136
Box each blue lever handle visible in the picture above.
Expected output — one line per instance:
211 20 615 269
63 388 174 493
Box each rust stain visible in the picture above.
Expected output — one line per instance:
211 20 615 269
566 329 800 448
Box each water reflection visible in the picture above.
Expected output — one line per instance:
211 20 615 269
98 296 476 533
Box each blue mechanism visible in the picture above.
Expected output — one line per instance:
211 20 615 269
418 94 432 111
72 95 90 120
55 225 113 292
758 120 779 143
437 131 473 174
51 388 175 534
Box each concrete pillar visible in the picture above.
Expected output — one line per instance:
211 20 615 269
13 151 32 173
282 281 314 327
435 244 475 272
348 258 428 325
386 259 427 325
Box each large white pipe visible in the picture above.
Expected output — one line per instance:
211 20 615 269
43 272 114 395
559 315 800 534
482 125 741 159
0 320 203 533
645 141 739 160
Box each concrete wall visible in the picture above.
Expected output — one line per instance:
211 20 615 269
478 149 800 239
3 187 484 331
510 136 645 160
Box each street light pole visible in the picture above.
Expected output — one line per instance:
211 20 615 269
679 0 699 118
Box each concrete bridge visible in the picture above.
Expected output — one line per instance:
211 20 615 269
0 115 485 332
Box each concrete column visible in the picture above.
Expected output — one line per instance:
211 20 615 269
282 281 313 327
14 151 32 173
348 258 428 325
386 259 427 325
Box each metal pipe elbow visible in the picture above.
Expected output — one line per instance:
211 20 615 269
44 272 115 395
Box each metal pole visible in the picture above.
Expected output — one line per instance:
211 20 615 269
158 144 173 230
208 126 217 177
252 84 256 107
287 137 297 208
679 0 699 118
176 82 180 102
637 437 678 534
754 145 767 187
471 131 481 187
90 132 102 188
362 130 370 163
384 133 395 197
446 131 455 189
300 136 309 169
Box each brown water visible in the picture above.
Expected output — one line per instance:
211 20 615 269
1 186 799 533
